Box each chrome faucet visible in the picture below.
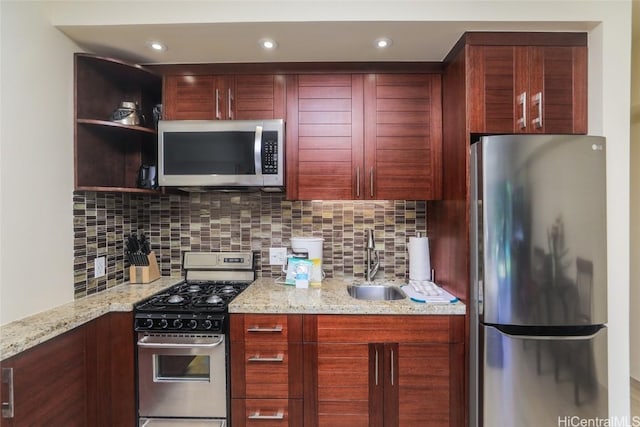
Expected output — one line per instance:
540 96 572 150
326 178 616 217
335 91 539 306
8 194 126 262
365 229 380 282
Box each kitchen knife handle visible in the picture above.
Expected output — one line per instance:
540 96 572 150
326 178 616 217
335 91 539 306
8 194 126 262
1 368 14 418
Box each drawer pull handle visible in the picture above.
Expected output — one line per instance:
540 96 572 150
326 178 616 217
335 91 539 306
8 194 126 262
248 409 285 420
532 91 543 129
517 91 527 129
2 368 14 419
215 89 221 120
248 354 284 363
247 325 283 332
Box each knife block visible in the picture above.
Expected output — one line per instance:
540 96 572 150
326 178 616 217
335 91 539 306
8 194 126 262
129 251 161 284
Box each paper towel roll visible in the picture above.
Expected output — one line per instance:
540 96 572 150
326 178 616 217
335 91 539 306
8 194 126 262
409 237 431 281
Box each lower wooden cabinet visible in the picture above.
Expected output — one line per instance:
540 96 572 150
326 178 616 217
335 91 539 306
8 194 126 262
0 312 135 426
230 314 304 426
230 313 465 427
232 398 304 427
303 315 465 427
86 311 136 426
0 326 87 426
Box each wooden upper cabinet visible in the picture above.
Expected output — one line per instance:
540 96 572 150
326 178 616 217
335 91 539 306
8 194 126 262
364 74 442 200
287 73 442 201
286 74 364 200
163 73 285 121
466 33 587 135
164 75 233 120
74 53 162 193
527 46 587 134
235 74 286 120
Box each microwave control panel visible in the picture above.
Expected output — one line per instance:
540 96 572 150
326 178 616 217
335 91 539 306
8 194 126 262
262 131 279 174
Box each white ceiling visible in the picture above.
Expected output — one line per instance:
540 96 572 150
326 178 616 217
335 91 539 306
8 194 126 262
57 20 597 65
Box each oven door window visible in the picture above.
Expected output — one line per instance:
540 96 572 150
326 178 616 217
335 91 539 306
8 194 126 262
154 354 211 382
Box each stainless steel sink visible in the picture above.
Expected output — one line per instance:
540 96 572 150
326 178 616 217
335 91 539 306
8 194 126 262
347 284 406 301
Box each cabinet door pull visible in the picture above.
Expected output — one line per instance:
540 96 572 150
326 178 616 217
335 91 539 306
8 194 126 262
390 348 395 386
248 354 284 363
517 92 527 129
356 167 361 198
532 91 543 129
215 88 221 120
370 167 375 198
247 325 283 333
1 368 14 419
375 347 379 386
248 409 285 420
228 88 234 119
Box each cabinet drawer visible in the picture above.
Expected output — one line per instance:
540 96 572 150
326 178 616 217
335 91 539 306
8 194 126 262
244 314 290 342
232 399 302 427
244 342 290 398
314 315 454 344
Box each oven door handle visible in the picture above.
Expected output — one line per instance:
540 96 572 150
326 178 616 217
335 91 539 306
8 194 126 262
136 335 225 349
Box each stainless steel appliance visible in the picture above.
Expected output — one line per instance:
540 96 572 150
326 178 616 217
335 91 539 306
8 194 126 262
135 252 254 427
470 135 608 427
158 119 284 191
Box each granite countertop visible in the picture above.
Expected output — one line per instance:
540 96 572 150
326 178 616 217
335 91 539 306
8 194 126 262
1 276 465 361
0 276 182 361
229 277 466 315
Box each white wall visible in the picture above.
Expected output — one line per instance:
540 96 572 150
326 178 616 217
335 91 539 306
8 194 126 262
0 1 77 323
1 0 632 421
631 1 640 383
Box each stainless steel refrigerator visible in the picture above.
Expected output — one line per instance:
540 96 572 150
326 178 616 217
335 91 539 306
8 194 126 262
470 135 608 427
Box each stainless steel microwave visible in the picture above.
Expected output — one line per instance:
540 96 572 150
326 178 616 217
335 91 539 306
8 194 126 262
158 119 284 191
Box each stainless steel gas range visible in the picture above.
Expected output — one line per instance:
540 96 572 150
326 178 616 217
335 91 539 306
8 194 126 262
134 251 254 427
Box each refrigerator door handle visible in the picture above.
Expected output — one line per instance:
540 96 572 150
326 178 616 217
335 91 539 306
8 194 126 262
494 329 603 341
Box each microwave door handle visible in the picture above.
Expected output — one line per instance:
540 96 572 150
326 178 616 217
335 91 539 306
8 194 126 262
254 125 263 175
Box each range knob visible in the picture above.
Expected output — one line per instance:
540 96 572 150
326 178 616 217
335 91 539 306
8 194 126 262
188 319 198 330
173 319 183 329
159 319 168 329
202 319 213 330
144 318 154 329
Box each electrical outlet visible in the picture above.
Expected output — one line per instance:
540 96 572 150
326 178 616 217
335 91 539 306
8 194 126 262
94 256 106 278
269 248 288 265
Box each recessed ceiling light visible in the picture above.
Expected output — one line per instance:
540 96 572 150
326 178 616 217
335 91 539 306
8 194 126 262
375 37 392 49
259 38 278 50
147 41 167 52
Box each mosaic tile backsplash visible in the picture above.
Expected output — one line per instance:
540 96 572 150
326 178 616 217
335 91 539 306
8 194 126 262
73 191 427 298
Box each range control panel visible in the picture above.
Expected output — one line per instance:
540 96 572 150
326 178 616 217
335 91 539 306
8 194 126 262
134 313 225 333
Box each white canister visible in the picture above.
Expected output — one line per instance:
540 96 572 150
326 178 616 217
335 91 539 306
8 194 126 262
291 237 324 285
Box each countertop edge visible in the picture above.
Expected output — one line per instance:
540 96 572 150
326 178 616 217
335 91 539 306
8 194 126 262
228 278 466 316
0 277 182 361
1 276 466 361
